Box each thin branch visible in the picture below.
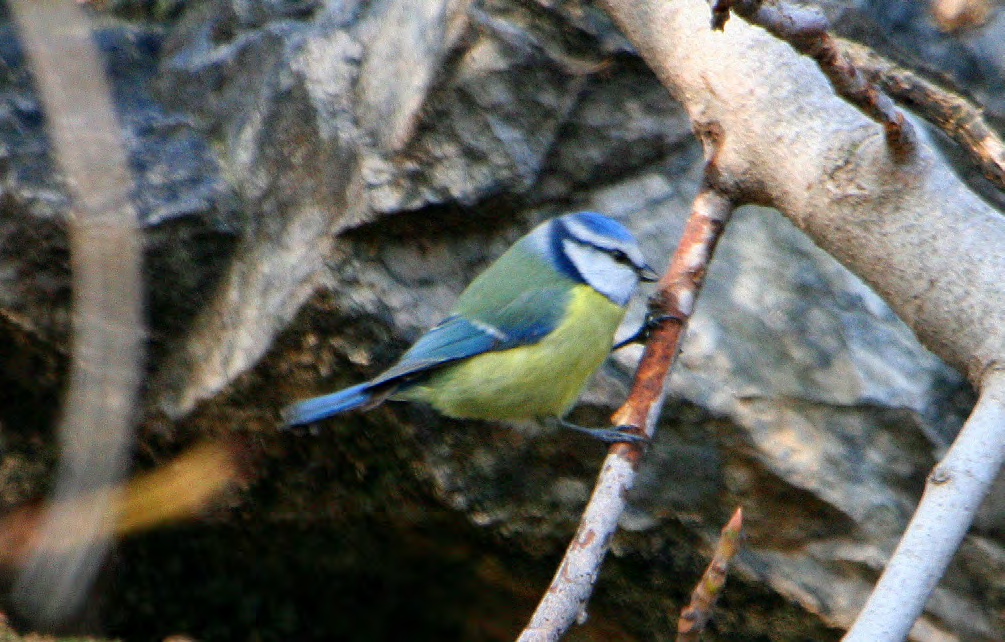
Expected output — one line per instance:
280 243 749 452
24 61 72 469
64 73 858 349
8 0 143 627
517 175 735 642
836 37 1005 192
709 0 916 159
844 369 1005 641
676 507 744 642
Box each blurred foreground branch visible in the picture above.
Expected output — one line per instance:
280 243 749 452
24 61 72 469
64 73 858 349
0 441 240 566
8 0 143 627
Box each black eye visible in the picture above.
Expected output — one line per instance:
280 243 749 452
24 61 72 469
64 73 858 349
610 249 631 264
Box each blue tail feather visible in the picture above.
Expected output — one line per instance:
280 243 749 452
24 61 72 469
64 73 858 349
282 382 374 427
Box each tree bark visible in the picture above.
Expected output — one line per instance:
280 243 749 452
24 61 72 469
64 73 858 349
598 0 1005 386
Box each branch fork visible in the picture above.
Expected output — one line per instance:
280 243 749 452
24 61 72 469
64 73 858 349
709 0 917 159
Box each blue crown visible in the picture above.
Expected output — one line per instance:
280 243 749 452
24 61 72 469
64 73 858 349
563 211 634 243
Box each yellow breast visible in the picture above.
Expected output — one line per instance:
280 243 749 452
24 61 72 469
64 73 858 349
405 285 626 420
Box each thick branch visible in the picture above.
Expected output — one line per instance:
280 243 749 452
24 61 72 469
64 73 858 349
844 370 1005 640
517 179 734 641
598 0 1005 637
598 0 1005 387
8 0 143 626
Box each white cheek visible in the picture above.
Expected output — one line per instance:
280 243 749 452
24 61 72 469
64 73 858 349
563 241 639 305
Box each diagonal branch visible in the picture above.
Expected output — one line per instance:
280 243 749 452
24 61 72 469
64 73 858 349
517 172 735 642
843 369 1005 641
8 0 143 627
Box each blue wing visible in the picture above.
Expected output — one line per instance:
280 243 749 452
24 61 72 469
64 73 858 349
370 285 570 386
282 285 571 426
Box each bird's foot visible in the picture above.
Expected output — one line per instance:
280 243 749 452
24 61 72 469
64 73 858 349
556 419 648 444
612 311 685 350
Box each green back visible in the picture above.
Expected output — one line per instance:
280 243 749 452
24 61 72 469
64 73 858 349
452 238 573 326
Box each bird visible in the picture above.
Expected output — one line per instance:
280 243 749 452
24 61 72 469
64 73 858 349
283 211 658 443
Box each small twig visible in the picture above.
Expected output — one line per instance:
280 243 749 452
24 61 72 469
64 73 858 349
517 174 735 642
8 0 143 627
844 369 1005 641
709 0 916 160
837 37 1005 192
929 0 993 33
676 507 744 642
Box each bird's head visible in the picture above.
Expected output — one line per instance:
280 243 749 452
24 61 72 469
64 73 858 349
540 211 657 306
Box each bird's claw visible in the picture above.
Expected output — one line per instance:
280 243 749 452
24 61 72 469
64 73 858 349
610 424 649 445
557 419 649 445
612 311 686 350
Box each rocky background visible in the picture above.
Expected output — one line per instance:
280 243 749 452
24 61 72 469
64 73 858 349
0 0 1003 640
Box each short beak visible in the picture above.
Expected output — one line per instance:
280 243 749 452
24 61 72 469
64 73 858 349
639 264 659 282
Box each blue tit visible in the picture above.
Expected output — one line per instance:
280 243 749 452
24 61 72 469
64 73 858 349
283 211 658 442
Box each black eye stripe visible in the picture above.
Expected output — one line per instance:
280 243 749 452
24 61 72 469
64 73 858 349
558 222 639 269
603 248 638 267
580 242 632 265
